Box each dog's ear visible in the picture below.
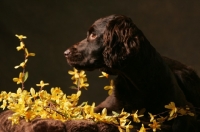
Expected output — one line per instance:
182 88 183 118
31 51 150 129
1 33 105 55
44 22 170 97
103 15 140 68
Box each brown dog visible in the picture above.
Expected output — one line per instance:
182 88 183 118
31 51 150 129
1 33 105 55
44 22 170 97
65 14 200 131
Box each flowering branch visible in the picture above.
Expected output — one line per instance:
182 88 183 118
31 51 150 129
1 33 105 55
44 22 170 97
13 34 35 90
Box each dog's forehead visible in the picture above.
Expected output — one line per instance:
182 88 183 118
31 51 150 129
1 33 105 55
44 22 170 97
88 15 115 34
92 15 115 28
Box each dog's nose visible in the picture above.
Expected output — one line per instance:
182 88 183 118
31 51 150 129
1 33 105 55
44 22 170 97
64 49 71 57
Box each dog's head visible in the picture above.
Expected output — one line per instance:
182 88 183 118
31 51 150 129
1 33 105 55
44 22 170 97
64 15 142 70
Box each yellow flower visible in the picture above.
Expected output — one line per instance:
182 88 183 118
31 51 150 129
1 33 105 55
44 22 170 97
165 102 177 117
0 95 2 102
30 88 35 96
76 72 86 83
104 79 114 95
118 126 123 132
15 34 27 40
148 112 155 122
0 91 8 101
14 59 28 69
79 82 89 89
131 110 144 123
101 108 107 117
67 91 81 105
90 102 95 115
26 97 33 105
24 111 36 121
78 77 89 89
51 87 63 95
16 42 25 51
69 68 87 81
36 80 49 88
13 72 24 84
8 114 20 125
119 109 130 118
138 124 146 132
83 103 94 117
121 121 133 132
68 68 88 89
38 110 48 119
18 97 25 105
68 68 79 79
17 88 22 94
0 100 7 110
148 120 161 132
38 90 50 99
119 116 133 132
78 70 86 78
99 72 109 78
30 88 38 98
25 48 35 58
119 117 127 128
118 109 130 127
51 87 63 104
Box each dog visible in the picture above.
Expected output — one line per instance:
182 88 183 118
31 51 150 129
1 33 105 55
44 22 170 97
65 14 200 131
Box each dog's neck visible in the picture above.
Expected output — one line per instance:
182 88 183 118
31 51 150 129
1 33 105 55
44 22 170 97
105 41 189 113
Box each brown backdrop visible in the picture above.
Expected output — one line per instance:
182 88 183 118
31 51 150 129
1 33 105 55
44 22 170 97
0 0 200 112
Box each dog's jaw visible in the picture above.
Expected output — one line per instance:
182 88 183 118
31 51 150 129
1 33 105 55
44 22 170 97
65 53 105 71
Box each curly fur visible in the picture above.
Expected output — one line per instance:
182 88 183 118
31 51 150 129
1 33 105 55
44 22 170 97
0 110 118 132
64 14 200 131
103 15 139 68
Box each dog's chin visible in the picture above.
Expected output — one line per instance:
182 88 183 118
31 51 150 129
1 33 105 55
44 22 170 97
75 66 96 71
67 60 102 71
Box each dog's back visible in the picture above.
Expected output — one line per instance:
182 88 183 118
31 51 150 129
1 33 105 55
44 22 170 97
163 56 200 109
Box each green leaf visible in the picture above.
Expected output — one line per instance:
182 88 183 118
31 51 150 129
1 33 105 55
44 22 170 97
23 72 28 82
69 86 77 90
138 108 146 115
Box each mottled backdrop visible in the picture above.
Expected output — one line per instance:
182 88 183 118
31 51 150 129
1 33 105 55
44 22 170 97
0 0 200 112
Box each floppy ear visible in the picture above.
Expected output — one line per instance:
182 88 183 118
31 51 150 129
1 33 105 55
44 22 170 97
103 15 140 68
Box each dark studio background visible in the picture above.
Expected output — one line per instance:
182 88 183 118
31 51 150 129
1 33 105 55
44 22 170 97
0 0 200 112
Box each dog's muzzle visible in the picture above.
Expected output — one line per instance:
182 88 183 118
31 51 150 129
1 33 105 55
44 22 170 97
64 49 71 58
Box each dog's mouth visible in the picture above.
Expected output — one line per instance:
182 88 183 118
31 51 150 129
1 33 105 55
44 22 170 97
65 48 105 71
72 65 97 71
65 52 84 65
67 61 100 71
66 57 103 71
66 57 99 71
66 57 83 68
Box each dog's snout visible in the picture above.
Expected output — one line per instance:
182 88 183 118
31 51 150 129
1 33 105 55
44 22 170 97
64 49 71 57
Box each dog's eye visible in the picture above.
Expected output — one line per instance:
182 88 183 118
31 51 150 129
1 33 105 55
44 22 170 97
89 33 97 40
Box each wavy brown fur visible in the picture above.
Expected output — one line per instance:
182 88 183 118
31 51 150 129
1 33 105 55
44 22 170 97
0 110 119 132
